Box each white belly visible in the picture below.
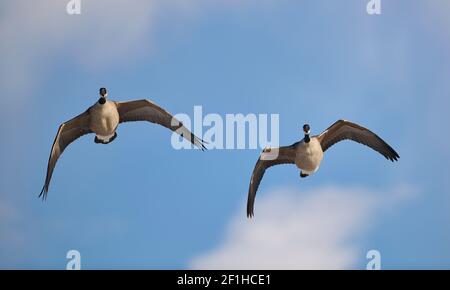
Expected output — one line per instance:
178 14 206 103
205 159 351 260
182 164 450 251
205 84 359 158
96 133 116 142
90 100 120 138
295 138 324 173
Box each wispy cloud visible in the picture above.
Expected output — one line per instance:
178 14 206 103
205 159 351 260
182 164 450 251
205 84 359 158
0 0 267 125
190 185 416 269
0 1 154 104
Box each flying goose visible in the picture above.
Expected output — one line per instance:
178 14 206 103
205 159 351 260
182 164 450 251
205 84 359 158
246 120 399 217
39 88 206 200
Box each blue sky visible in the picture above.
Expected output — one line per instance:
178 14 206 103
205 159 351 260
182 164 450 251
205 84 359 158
1 0 449 269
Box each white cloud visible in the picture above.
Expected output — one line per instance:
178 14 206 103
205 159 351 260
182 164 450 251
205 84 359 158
0 0 233 109
0 1 155 103
190 185 415 270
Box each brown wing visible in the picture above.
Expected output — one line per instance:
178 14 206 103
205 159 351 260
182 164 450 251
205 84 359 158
116 100 206 150
40 109 92 200
317 120 399 161
247 144 297 218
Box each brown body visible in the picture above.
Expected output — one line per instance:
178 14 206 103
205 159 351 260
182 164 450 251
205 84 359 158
89 100 120 142
295 138 324 174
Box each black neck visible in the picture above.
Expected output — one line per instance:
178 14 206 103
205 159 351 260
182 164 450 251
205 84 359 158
98 97 106 105
304 134 310 143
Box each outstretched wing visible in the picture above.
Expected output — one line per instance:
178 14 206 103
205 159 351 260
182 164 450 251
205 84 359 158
317 120 399 161
247 144 297 218
116 100 206 150
40 109 92 200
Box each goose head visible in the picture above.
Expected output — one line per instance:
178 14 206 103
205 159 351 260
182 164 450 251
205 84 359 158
98 87 108 104
303 124 311 143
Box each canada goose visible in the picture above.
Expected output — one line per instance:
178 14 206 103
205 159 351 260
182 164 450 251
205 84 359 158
246 120 399 217
39 88 206 200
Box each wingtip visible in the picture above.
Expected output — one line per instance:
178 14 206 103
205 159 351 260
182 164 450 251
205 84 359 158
38 186 48 201
194 137 208 151
386 151 400 162
391 152 400 162
200 139 208 151
247 208 254 219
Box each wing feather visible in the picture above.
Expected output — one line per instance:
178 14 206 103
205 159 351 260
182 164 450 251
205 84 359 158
116 100 206 150
317 120 399 161
247 144 297 218
40 109 92 200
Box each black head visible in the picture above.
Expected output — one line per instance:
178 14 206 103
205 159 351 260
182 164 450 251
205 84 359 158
303 124 311 134
303 124 311 143
99 87 108 97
